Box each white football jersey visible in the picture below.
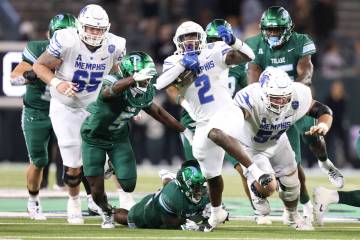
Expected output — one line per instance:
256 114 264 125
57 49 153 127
163 42 234 123
233 82 312 150
47 28 126 108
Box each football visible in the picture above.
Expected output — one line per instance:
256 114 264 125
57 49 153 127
174 70 197 89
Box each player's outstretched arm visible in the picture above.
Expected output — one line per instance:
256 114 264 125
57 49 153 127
102 76 134 98
10 61 36 86
33 51 77 97
247 63 262 84
305 100 333 136
144 103 185 132
296 55 313 86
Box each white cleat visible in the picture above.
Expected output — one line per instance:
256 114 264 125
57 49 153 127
319 160 344 188
67 197 84 224
87 195 102 216
158 169 176 181
285 209 314 231
255 215 272 225
119 191 136 211
207 208 229 230
101 212 115 229
27 200 46 220
302 201 314 226
313 186 338 226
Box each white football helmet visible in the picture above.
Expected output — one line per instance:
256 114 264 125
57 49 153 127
259 67 294 114
173 21 206 55
77 4 110 46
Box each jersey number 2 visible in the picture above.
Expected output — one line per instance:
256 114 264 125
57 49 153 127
195 75 214 104
72 70 103 93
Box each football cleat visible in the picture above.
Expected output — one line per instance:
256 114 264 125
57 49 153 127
67 197 84 224
27 200 46 220
255 215 272 225
318 160 344 188
302 201 314 226
118 190 136 211
158 169 176 181
101 211 115 229
313 186 338 226
87 195 102 216
284 208 314 231
207 208 229 229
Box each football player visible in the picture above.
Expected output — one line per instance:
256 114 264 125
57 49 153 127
113 160 211 230
81 51 193 228
313 134 360 226
10 13 77 221
234 67 334 230
245 6 343 224
165 19 251 201
33 4 125 224
155 20 272 231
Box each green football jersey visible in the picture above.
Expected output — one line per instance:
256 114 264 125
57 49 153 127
81 74 155 145
128 180 209 229
245 32 316 80
22 40 51 110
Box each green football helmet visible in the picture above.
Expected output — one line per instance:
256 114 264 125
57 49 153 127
49 13 77 38
205 19 233 43
260 6 294 48
176 160 207 204
120 51 157 108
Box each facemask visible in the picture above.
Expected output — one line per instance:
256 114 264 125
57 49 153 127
267 36 280 48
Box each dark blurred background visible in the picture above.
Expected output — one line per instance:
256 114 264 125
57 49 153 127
0 0 359 169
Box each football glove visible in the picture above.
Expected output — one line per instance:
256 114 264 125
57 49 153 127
23 70 38 82
217 25 235 45
181 53 199 72
133 68 157 81
180 219 200 231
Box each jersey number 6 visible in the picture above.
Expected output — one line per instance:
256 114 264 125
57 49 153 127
195 75 214 104
72 70 103 93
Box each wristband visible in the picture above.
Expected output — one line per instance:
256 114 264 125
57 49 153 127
50 77 63 88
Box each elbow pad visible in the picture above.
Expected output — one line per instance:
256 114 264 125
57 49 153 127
308 101 333 118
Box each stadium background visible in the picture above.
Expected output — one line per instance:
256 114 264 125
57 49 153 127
0 0 359 170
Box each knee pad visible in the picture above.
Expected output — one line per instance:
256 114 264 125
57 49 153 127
117 178 136 192
63 168 82 188
278 174 300 202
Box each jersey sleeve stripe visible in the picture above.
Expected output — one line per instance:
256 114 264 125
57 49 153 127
47 45 60 58
159 194 175 214
53 32 62 49
221 47 231 56
302 43 316 55
23 47 37 64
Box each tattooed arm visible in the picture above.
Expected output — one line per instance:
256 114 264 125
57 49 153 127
33 51 77 96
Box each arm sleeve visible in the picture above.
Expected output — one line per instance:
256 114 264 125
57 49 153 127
300 34 316 56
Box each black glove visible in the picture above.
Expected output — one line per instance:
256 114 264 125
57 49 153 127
23 70 38 83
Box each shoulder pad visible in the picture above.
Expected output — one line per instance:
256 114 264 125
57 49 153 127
106 33 126 52
52 28 77 48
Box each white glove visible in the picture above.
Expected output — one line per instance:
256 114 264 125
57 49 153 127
182 128 194 145
180 219 199 231
133 68 157 81
202 203 212 219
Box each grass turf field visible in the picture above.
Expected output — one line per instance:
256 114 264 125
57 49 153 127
0 163 359 240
